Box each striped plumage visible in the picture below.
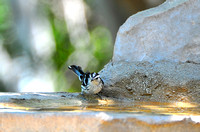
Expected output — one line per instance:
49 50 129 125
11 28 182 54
68 65 104 94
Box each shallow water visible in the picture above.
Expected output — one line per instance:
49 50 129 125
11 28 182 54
0 93 200 127
0 92 200 123
1 93 200 131
1 100 200 116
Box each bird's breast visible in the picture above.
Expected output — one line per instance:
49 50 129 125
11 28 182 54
84 80 103 94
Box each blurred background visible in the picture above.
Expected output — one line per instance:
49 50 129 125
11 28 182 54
0 0 164 92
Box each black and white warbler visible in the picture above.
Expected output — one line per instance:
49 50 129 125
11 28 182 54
68 65 104 95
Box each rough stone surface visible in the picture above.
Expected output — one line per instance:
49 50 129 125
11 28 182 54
99 61 200 103
99 0 200 103
113 0 200 63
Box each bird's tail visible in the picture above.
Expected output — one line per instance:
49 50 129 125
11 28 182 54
68 65 84 81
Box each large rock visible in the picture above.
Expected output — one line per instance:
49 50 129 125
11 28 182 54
113 0 200 63
100 0 200 103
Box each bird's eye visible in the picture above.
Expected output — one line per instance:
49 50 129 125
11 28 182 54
93 77 98 80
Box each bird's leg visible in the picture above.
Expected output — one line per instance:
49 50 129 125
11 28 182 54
79 92 87 101
96 93 102 100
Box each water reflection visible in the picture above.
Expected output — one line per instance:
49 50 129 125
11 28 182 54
1 101 199 116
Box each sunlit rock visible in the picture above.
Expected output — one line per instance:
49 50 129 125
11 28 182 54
99 0 200 103
113 0 200 63
100 61 200 103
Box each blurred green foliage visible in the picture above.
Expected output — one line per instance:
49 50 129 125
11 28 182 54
46 6 75 92
0 0 15 56
0 0 113 92
47 9 74 70
0 1 13 92
90 27 113 71
0 1 11 30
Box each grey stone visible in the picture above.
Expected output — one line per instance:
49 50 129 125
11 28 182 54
99 0 200 103
100 61 200 102
113 0 200 63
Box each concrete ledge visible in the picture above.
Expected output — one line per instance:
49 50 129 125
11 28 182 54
1 112 200 132
0 92 200 131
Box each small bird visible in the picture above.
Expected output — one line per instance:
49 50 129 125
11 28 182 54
68 65 104 95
